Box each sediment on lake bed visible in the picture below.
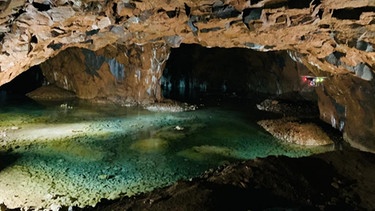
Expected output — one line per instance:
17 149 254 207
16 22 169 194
85 150 375 211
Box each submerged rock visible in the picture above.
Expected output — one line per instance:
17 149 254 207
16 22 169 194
177 145 236 161
87 150 375 211
46 141 106 162
193 145 234 157
154 127 186 141
130 138 168 152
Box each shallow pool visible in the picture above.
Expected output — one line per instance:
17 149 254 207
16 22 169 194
0 97 333 209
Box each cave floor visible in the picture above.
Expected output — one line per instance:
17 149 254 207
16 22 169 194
87 149 375 211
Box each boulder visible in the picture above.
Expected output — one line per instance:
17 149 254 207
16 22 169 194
257 118 334 146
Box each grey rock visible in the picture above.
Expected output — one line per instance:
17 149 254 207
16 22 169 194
356 40 374 52
354 63 373 81
164 35 183 48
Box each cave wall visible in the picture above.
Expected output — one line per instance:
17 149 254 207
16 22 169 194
316 75 375 152
40 43 170 104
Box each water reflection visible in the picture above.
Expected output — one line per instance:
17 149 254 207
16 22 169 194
0 98 333 209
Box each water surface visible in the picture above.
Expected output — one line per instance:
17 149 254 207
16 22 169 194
0 96 333 209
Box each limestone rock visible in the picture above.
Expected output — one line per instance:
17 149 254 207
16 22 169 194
256 98 319 117
26 84 76 100
257 118 334 146
1 0 374 84
36 43 169 103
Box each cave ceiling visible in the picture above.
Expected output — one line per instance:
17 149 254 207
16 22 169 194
0 0 374 86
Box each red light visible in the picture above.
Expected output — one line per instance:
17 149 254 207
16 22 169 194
302 76 307 82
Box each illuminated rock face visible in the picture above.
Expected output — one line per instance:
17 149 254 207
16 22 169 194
316 75 375 152
0 0 374 151
40 43 170 103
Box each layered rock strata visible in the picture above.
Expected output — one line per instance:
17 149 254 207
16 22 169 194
0 0 374 150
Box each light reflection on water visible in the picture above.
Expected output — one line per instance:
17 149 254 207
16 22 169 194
0 97 333 208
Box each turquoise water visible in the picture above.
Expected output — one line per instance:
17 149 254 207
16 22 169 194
0 97 333 209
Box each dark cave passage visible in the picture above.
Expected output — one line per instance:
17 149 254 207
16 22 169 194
161 44 316 104
332 7 375 20
160 44 347 151
0 65 45 100
0 44 320 107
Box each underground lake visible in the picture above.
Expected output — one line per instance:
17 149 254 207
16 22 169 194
0 94 335 209
1 0 375 209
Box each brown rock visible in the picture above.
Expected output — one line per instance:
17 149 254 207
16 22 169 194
257 118 334 146
26 84 76 100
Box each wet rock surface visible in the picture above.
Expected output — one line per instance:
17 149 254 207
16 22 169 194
144 101 197 112
26 84 77 100
256 97 335 146
256 98 319 118
85 150 375 211
257 118 334 146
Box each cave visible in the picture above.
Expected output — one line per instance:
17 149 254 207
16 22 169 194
332 7 375 20
0 43 356 210
0 65 44 96
0 65 45 106
161 44 315 103
0 0 375 210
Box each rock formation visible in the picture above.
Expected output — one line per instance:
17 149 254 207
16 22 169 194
39 43 169 104
0 0 374 151
257 118 334 146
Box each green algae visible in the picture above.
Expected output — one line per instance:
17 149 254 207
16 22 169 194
130 138 169 152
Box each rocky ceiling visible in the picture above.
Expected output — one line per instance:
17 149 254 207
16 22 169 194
0 0 375 152
0 0 374 85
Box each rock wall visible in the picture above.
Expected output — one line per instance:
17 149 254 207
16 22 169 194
286 52 375 153
0 0 374 151
40 43 170 104
317 75 375 152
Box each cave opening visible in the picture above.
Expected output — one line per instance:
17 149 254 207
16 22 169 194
160 44 346 145
0 65 45 101
162 44 316 105
332 7 375 20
